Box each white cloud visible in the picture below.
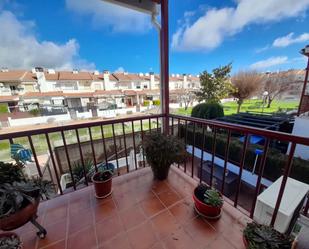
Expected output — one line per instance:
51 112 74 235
65 0 151 33
114 67 125 73
273 32 309 47
255 45 270 53
250 56 288 69
172 0 309 51
0 10 95 70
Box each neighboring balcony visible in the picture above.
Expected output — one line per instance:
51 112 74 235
0 114 308 249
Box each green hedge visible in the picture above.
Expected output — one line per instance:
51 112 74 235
143 100 150 106
153 100 160 106
191 103 224 120
0 103 8 113
179 125 309 184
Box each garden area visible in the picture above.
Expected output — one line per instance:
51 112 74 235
175 99 299 116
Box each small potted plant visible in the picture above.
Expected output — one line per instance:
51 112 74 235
142 132 187 180
0 161 54 236
243 222 293 249
193 184 223 219
0 232 22 249
92 163 115 198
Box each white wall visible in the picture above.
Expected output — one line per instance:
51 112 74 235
289 116 309 160
8 113 71 127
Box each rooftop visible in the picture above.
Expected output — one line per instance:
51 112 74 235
14 167 249 249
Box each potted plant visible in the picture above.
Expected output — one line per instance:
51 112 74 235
142 132 187 180
193 184 223 219
0 232 22 249
92 163 115 198
243 222 293 249
0 161 53 234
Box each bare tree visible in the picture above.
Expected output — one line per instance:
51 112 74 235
263 71 296 108
231 71 263 113
173 89 196 110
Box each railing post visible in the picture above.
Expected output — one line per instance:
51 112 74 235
160 0 169 134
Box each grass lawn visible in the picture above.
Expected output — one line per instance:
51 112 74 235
174 99 299 116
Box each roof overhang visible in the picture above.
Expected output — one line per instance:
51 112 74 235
102 0 158 15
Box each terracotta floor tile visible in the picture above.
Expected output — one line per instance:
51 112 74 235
169 199 197 224
127 221 158 249
93 199 118 223
98 231 132 249
96 214 125 245
67 225 97 249
68 207 94 235
162 227 197 249
222 223 245 249
157 189 181 208
119 204 147 230
17 167 248 249
114 191 138 211
37 220 67 248
43 205 68 226
184 217 217 247
151 181 171 194
19 231 38 249
150 242 165 249
40 240 66 249
69 195 92 216
140 195 165 218
151 210 181 239
208 237 236 249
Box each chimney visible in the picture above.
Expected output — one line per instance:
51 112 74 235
183 74 187 88
1 68 8 72
103 70 110 90
35 70 47 92
48 69 55 74
94 70 99 75
176 74 180 77
72 69 79 74
149 72 155 90
139 73 144 77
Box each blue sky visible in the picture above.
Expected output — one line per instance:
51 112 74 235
0 0 309 74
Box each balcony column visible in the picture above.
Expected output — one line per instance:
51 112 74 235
298 56 309 115
160 0 169 134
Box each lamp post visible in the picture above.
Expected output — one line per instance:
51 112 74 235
261 91 268 113
297 45 309 116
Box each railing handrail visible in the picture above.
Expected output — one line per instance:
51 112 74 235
0 114 164 140
170 114 309 146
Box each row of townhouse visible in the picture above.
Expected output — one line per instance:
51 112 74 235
0 68 200 113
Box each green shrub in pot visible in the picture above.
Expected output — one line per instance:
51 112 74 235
243 222 293 249
142 132 187 180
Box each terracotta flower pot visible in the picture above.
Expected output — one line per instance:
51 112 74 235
0 232 22 249
92 171 113 199
0 199 39 231
193 187 222 219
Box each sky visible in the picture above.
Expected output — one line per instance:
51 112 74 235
0 0 309 74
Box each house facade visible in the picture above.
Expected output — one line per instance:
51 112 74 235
0 68 200 114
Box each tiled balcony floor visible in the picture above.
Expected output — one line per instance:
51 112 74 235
15 167 250 249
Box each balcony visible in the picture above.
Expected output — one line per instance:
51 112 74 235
13 167 248 249
1 114 309 249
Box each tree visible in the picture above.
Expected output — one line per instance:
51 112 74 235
263 72 295 108
196 63 233 103
176 89 196 110
231 71 263 113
